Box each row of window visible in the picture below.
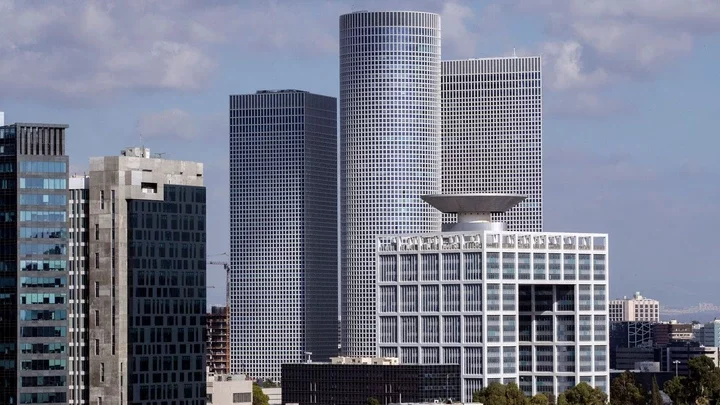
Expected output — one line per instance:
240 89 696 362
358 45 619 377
21 193 67 206
20 210 66 222
19 243 66 255
20 276 66 289
20 326 67 337
20 343 65 354
20 293 66 305
19 161 67 173
20 177 67 189
21 375 66 387
20 260 67 272
20 226 67 239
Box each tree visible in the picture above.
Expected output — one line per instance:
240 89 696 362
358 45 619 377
650 376 663 405
609 371 645 405
473 382 508 405
558 382 607 405
547 393 557 405
472 382 529 405
260 379 278 388
366 398 380 405
506 382 529 405
530 393 550 405
687 355 720 402
252 384 269 405
664 376 689 405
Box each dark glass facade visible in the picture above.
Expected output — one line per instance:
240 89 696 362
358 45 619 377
0 123 69 404
281 363 461 405
127 184 207 404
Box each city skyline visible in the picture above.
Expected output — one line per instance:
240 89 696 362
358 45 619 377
0 1 719 310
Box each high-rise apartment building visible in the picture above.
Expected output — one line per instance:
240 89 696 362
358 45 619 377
69 175 90 405
376 195 609 400
441 57 543 231
609 292 660 322
229 90 338 380
339 10 442 356
0 121 69 405
207 306 230 375
71 147 206 405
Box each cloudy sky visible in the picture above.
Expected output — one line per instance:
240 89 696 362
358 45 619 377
1 0 719 310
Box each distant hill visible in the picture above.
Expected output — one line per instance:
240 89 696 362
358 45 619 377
661 312 720 324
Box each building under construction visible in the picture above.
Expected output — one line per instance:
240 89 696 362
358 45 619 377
207 306 231 374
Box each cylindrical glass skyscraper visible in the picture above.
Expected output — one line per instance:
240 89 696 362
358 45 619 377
339 11 442 356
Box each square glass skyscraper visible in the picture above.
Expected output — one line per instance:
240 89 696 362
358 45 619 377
229 90 338 381
441 57 543 231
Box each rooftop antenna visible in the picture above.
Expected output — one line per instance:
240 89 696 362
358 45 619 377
513 48 517 57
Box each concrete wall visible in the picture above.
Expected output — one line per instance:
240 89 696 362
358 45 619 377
87 152 203 405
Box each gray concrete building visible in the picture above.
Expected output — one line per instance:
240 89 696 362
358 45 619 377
73 147 206 405
0 121 70 404
229 90 337 380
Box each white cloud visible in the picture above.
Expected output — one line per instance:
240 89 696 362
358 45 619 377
0 0 483 102
503 0 720 116
511 0 720 85
0 1 218 103
440 1 478 58
541 41 610 91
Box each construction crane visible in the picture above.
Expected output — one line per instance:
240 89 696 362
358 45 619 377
208 254 231 374
208 255 230 308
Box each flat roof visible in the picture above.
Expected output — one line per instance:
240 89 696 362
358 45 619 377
421 194 525 214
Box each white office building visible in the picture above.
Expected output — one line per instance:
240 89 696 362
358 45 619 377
376 195 609 401
340 10 442 356
609 292 660 323
441 57 543 231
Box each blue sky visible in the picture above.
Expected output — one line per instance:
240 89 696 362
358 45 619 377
1 0 719 310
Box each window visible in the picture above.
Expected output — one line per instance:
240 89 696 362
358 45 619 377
94 224 99 240
95 310 99 327
95 253 99 268
95 282 99 297
100 190 104 210
233 393 251 403
95 339 99 355
100 363 105 382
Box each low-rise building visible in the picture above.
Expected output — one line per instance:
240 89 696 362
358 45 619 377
281 358 461 405
206 370 252 405
262 387 282 405
654 321 693 346
610 321 655 369
658 341 720 376
609 292 660 323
